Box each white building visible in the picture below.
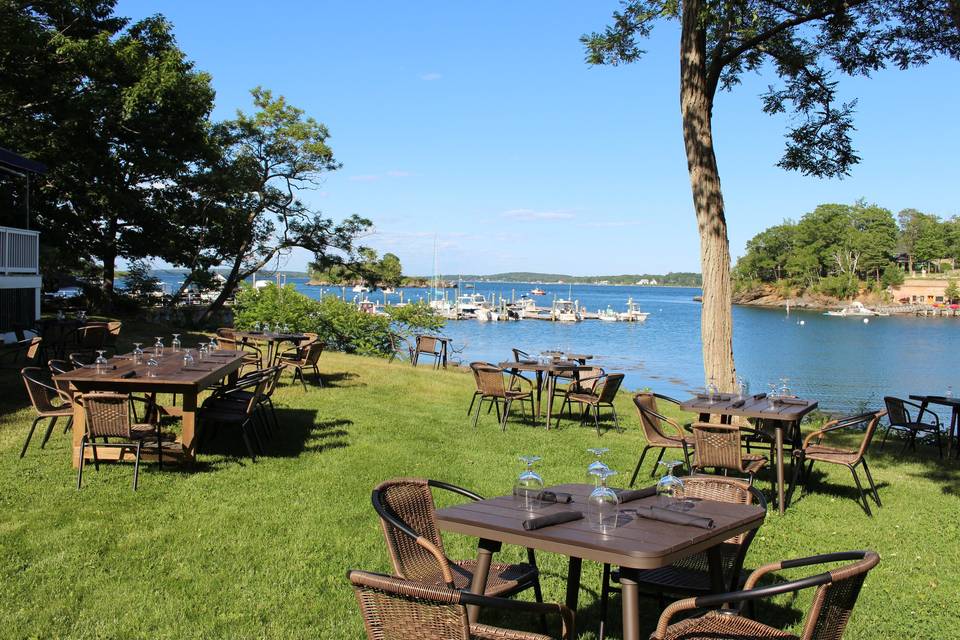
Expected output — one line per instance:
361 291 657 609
0 148 45 334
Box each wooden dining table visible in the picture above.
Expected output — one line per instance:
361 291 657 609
499 359 592 429
436 482 765 640
55 350 247 467
679 394 818 515
909 394 960 458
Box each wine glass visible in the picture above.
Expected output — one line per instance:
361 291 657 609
514 455 544 510
183 349 195 368
132 343 144 364
768 382 779 409
146 358 159 377
586 447 610 486
706 377 719 402
587 467 619 534
197 343 207 360
780 377 791 398
656 460 686 508
94 350 108 374
735 376 747 401
171 333 181 353
947 385 953 399
153 337 164 358
209 336 219 351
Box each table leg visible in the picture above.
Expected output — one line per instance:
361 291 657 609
619 567 641 640
775 425 786 515
545 373 556 431
706 546 725 593
564 556 582 611
70 386 85 469
441 342 448 369
179 392 198 464
951 407 959 458
466 538 501 623
534 371 544 420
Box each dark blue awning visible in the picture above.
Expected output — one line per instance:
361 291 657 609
0 147 47 175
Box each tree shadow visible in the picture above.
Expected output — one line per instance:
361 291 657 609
866 433 960 498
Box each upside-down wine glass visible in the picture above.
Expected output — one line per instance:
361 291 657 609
768 382 779 409
514 455 544 511
735 376 747 401
780 377 791 398
587 467 619 534
171 333 181 353
132 343 144 364
586 447 610 486
146 357 159 377
183 349 195 369
153 337 164 358
656 460 686 509
707 377 719 403
197 343 207 360
94 350 108 374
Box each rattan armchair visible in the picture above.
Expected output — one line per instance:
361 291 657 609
0 336 42 369
630 393 694 486
412 335 444 369
788 411 885 516
687 422 771 488
555 372 624 435
76 392 164 491
217 336 263 373
278 341 325 390
468 362 535 430
881 396 943 457
600 477 767 635
20 367 74 457
348 570 573 640
651 550 880 640
371 478 543 602
199 373 269 462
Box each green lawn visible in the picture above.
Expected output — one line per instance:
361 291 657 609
1 333 957 639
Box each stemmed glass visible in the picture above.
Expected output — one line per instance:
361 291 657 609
735 376 747 401
947 385 953 399
132 343 144 364
183 349 195 368
209 336 219 351
197 343 208 360
171 333 181 353
780 377 791 399
94 350 108 374
587 467 619 534
153 337 164 358
656 460 686 509
706 377 719 402
586 447 610 486
514 455 544 510
146 357 159 377
768 382 780 409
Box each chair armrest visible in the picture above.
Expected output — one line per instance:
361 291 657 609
915 405 941 427
428 479 484 501
459 591 575 640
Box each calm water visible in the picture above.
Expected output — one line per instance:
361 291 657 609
153 275 960 415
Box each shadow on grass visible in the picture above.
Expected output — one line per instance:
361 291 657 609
199 408 351 461
867 432 960 498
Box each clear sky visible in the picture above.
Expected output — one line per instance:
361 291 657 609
119 1 959 277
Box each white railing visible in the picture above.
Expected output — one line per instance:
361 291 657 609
0 225 40 275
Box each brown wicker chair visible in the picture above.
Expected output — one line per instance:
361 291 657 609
348 570 573 640
20 367 74 457
788 411 885 516
687 422 770 489
556 372 624 435
468 362 535 430
199 374 269 462
600 477 767 634
651 550 880 640
413 335 444 369
881 396 943 457
279 341 325 390
218 336 263 373
0 336 42 369
76 392 163 491
630 393 694 486
371 478 543 602
208 366 285 437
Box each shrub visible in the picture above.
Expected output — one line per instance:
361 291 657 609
816 275 859 299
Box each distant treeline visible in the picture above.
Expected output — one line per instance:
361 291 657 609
427 272 703 286
734 201 959 299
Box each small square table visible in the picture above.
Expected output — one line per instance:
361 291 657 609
909 394 960 458
436 483 765 640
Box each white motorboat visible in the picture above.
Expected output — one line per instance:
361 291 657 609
598 306 619 322
456 293 492 318
552 299 581 322
617 298 649 322
352 284 369 293
824 301 888 317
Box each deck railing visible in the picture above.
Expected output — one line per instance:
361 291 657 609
0 225 40 275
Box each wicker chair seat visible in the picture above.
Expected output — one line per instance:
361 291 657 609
741 454 767 474
566 391 602 405
446 560 538 596
655 611 797 640
501 389 532 400
471 622 554 640
802 443 860 465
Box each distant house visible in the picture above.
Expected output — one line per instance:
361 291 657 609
0 148 45 335
889 279 948 304
635 278 658 286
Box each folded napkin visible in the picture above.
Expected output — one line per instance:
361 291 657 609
522 510 583 531
731 399 746 408
633 506 714 529
181 367 213 372
752 393 767 400
511 489 573 504
119 370 137 379
614 486 656 503
775 397 808 406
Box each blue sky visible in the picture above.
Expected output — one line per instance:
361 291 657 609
120 1 960 276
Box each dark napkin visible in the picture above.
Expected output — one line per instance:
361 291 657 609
522 510 583 531
775 397 808 406
730 399 746 408
119 370 137 379
181 367 214 372
695 393 733 401
614 486 656 503
752 393 767 400
633 506 714 529
511 489 573 504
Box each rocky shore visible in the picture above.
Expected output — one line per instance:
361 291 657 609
732 284 886 311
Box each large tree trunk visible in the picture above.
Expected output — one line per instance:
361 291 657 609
193 252 244 325
99 242 117 313
681 0 736 391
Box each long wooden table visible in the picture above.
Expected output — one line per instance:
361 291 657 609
436 482 765 640
679 394 818 515
55 351 247 467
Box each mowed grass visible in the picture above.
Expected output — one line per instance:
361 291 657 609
1 343 958 639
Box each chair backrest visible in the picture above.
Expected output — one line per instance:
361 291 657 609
24 337 42 361
349 570 470 640
692 423 747 472
416 335 439 354
82 392 133 438
218 337 239 351
304 341 325 365
261 366 285 398
682 476 763 546
633 392 680 443
69 352 93 367
828 411 885 459
469 362 506 398
596 373 624 403
105 321 122 344
78 325 108 349
216 327 235 339
47 359 74 402
799 551 881 640
882 397 911 426
512 348 530 362
573 366 605 392
372 478 452 584
21 367 60 413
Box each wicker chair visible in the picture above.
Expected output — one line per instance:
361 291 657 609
600 477 767 634
199 374 269 462
881 396 943 457
20 367 74 457
348 570 573 640
630 393 694 486
207 366 285 436
0 336 42 369
68 352 94 368
687 422 770 489
512 348 532 362
217 336 263 373
555 373 624 435
468 362 535 430
76 392 163 491
788 411 885 516
279 341 325 390
371 478 543 602
412 335 444 369
651 550 880 640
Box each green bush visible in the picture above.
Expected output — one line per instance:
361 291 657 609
816 275 859 299
881 264 905 288
232 284 443 357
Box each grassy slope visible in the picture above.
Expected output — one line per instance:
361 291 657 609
0 344 957 639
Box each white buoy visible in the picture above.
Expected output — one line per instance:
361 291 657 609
863 318 869 324
799 320 805 326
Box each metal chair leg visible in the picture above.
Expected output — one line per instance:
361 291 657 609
650 448 666 477
849 465 872 516
592 404 601 436
472 397 484 429
630 446 651 487
132 442 142 491
501 399 513 431
20 416 42 458
76 439 86 489
40 416 58 448
861 458 882 506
